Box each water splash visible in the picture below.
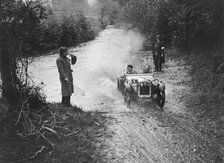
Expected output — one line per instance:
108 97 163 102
29 27 145 112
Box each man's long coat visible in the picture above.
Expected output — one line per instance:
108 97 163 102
152 40 164 61
56 56 74 96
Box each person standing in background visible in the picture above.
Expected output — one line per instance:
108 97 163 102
152 35 165 72
56 47 76 107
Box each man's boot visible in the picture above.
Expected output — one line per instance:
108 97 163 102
65 96 71 107
62 96 66 105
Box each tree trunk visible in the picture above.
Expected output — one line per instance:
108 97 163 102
0 0 17 104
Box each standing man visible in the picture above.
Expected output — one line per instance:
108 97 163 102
152 35 165 72
56 47 76 107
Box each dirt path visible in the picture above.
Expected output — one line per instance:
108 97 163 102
99 52 223 163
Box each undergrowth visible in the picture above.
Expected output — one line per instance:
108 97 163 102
0 103 108 162
168 48 224 149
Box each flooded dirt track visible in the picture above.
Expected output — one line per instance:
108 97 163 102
30 27 223 162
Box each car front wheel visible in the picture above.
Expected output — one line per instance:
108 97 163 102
157 90 165 108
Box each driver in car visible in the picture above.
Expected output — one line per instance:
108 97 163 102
126 64 137 74
120 64 134 89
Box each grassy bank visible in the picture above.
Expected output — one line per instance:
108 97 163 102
0 103 108 162
167 49 224 154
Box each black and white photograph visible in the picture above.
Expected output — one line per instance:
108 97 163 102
0 0 224 162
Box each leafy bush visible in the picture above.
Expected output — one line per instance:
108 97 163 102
41 19 62 51
58 14 95 47
40 13 97 49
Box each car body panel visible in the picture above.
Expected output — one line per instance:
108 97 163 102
117 72 166 108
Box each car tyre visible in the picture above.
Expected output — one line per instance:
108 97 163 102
157 90 165 108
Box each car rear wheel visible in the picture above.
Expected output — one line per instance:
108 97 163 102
157 90 165 108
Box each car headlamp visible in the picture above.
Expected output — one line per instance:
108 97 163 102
159 81 165 90
125 81 131 89
152 79 159 86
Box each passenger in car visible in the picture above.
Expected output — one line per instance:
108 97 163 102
143 65 152 73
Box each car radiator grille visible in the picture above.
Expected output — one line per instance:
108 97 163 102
139 83 151 96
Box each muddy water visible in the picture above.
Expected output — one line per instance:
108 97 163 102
29 26 145 111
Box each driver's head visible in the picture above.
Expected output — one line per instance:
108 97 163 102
127 64 133 74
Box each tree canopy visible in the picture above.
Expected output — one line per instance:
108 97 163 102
120 0 224 50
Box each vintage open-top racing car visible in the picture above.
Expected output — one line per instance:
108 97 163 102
117 72 165 108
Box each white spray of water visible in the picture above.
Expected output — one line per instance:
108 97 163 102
29 27 145 112
72 27 145 111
